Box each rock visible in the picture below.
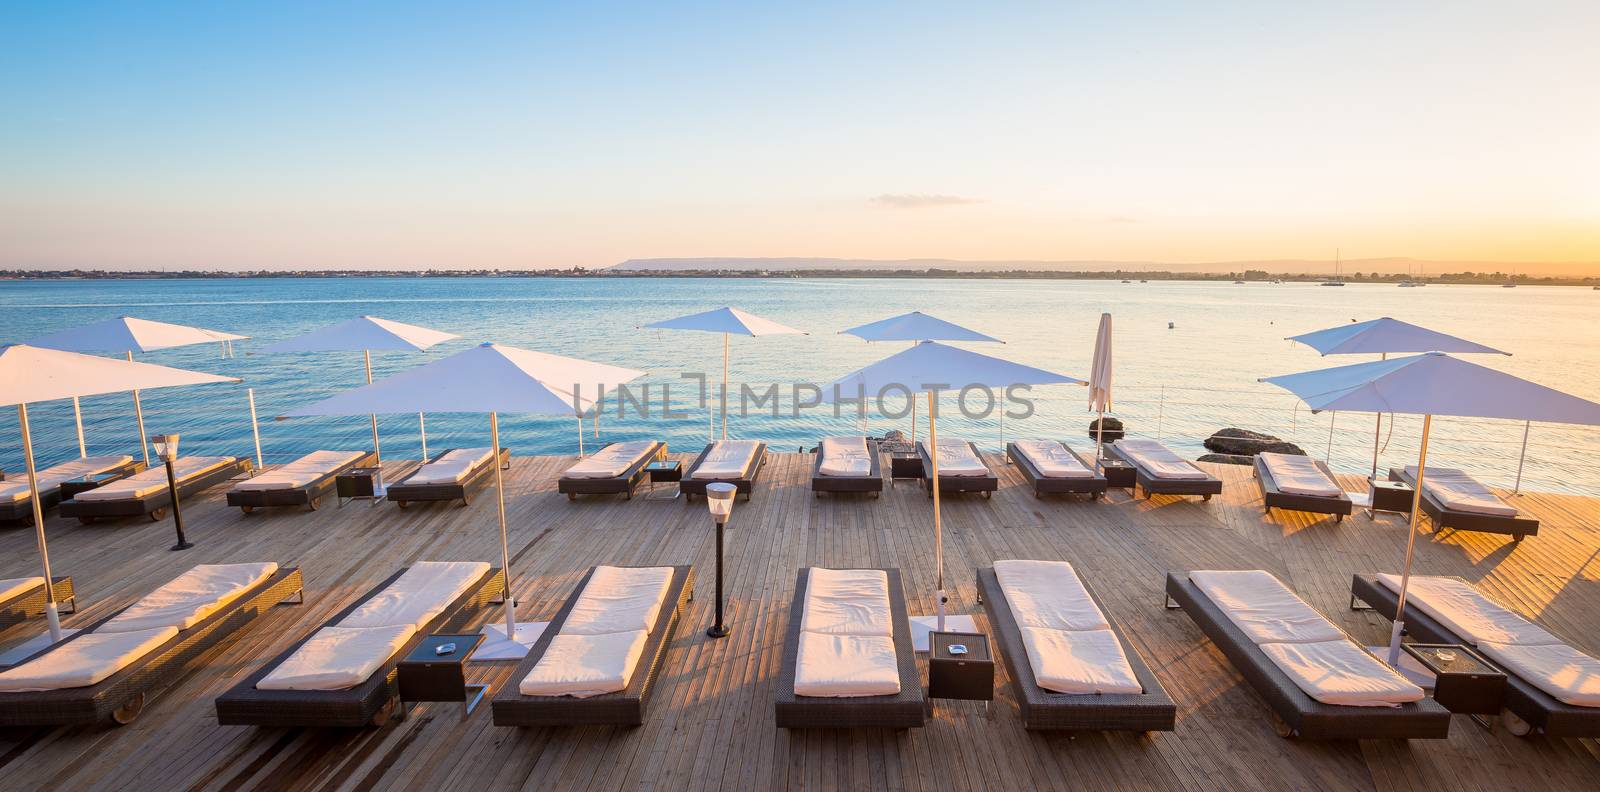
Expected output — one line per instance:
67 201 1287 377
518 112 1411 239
1203 427 1306 457
1198 453 1254 466
1088 417 1125 441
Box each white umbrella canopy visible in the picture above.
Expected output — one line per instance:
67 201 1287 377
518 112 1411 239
1088 313 1114 468
0 344 238 642
643 307 805 443
1262 352 1600 665
841 310 1003 441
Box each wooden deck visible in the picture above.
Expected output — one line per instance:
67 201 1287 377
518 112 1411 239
2 450 1597 791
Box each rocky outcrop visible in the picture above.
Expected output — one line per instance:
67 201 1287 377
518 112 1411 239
1088 417 1125 441
1203 428 1305 457
1197 453 1254 466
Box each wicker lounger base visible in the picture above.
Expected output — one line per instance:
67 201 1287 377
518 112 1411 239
1349 574 1600 738
681 443 766 501
226 450 378 513
0 459 147 525
1106 445 1221 501
558 441 666 501
811 440 884 497
492 565 694 727
0 577 76 630
1005 443 1108 500
1255 456 1352 520
774 568 926 730
1165 572 1450 740
390 448 512 509
0 567 304 727
1387 468 1538 540
61 458 253 524
919 442 997 498
978 568 1174 731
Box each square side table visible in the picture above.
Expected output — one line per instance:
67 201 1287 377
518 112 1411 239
337 467 385 507
398 633 487 718
1100 459 1137 489
889 453 923 486
1369 478 1414 515
1402 642 1506 724
929 631 994 703
645 460 682 500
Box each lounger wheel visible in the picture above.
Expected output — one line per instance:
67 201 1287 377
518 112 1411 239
112 692 145 725
396 501 409 510
983 491 991 499
1202 494 1211 501
1335 514 1344 523
78 516 96 525
872 491 880 499
1271 714 1297 739
240 505 254 515
1502 708 1532 736
567 492 577 501
148 507 168 522
307 496 321 510
371 696 398 727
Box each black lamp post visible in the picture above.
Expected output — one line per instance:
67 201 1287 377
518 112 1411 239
151 434 192 551
704 482 735 638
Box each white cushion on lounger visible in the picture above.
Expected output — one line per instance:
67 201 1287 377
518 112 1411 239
690 440 761 479
560 566 674 636
405 448 493 485
1259 453 1341 498
100 562 278 633
928 440 988 476
232 450 362 491
818 436 871 477
800 568 892 636
0 455 133 503
1020 627 1142 695
1376 574 1561 647
255 625 414 691
1114 439 1206 480
1404 466 1517 517
563 441 657 479
994 560 1109 631
0 577 45 602
519 630 648 698
1014 440 1093 478
1477 641 1600 707
1190 570 1344 645
794 632 901 697
1259 640 1425 707
72 456 234 501
0 626 177 692
339 561 490 631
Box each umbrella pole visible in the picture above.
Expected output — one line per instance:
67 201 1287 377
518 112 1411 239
1325 411 1337 463
595 386 602 439
576 415 585 456
73 396 86 457
128 351 150 466
721 333 729 443
19 404 64 642
1095 409 1105 471
247 388 264 471
364 350 381 465
491 412 516 638
928 391 945 631
418 413 428 460
1513 421 1530 495
910 342 917 444
1368 352 1388 510
1387 414 1432 665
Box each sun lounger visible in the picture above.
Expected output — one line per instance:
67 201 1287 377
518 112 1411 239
0 576 75 630
918 440 998 498
60 456 252 524
0 563 302 726
388 447 510 509
1107 439 1222 501
774 567 925 729
1255 453 1351 521
226 449 375 513
492 565 693 726
0 455 145 524
215 562 505 728
681 441 766 501
811 436 883 497
1006 441 1108 499
1388 466 1538 540
978 562 1174 731
558 440 665 501
1166 570 1449 739
1350 573 1600 737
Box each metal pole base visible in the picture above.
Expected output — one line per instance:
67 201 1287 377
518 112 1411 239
171 540 194 552
706 624 730 638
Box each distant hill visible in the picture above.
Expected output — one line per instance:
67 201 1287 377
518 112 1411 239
613 257 1599 277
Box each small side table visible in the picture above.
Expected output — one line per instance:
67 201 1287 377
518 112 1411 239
1402 643 1506 726
889 453 923 486
398 633 487 719
336 467 385 507
645 460 682 500
1369 478 1415 515
60 474 116 501
1100 458 1137 489
929 631 994 706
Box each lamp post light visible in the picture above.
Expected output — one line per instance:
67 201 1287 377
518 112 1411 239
150 434 192 551
704 482 736 638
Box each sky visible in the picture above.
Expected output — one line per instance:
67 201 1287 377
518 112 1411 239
2 1 1597 272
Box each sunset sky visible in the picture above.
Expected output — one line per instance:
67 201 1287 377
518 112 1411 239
3 2 1597 271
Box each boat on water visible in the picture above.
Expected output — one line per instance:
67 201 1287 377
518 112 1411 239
1320 248 1346 285
1233 279 1245 284
1503 282 1517 288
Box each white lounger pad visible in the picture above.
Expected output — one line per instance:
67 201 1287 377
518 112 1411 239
1477 641 1600 707
818 436 872 477
994 560 1108 631
1014 440 1093 478
794 632 901 697
1376 574 1560 647
0 577 46 602
690 440 761 479
928 439 988 477
560 566 674 636
1260 640 1424 707
563 441 657 479
407 448 494 485
1020 627 1142 695
1115 439 1206 480
1260 453 1341 498
232 450 363 491
256 625 414 691
72 456 235 501
339 561 491 631
519 630 649 698
100 562 279 633
0 626 177 692
1406 466 1517 517
800 568 892 636
1190 570 1344 645
0 455 133 503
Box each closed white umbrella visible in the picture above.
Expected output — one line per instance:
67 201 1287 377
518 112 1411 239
28 316 249 466
259 316 460 463
841 311 1002 442
643 307 804 443
0 344 237 641
1262 352 1600 665
1088 313 1114 470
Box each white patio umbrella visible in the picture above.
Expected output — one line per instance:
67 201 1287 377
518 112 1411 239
1261 352 1600 665
0 344 237 641
28 316 249 466
281 342 625 656
258 316 460 464
841 311 1003 442
823 341 1082 632
1088 313 1114 469
642 307 804 443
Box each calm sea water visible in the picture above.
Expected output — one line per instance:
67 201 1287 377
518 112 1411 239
2 277 1597 494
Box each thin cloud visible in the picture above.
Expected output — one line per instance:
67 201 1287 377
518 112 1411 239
869 193 984 209
1104 215 1139 224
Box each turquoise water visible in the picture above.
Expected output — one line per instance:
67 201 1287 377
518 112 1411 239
2 277 1597 494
